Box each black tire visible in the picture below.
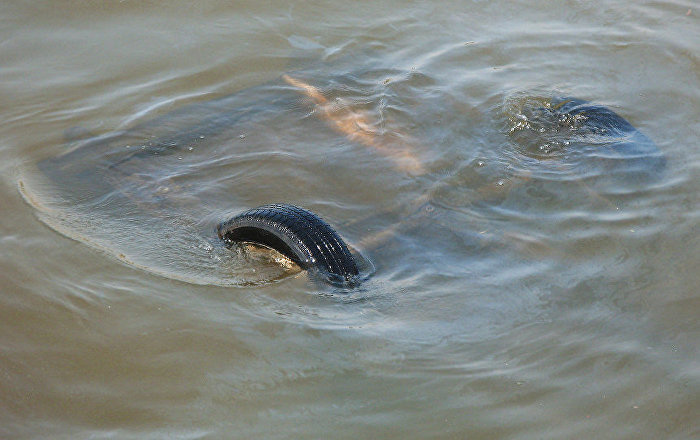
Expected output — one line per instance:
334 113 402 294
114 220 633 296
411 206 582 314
550 97 666 177
217 204 359 283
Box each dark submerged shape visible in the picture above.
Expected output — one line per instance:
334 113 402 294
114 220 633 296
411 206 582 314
217 204 359 284
30 77 665 288
507 96 666 188
550 97 666 180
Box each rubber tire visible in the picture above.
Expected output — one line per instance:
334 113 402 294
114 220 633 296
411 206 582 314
217 204 359 283
550 97 666 176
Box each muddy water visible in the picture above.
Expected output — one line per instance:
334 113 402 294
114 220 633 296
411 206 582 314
2 1 699 438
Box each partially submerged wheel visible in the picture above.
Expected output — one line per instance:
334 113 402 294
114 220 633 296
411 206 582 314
507 96 666 184
217 204 359 284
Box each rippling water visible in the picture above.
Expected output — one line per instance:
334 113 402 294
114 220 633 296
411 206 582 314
2 1 699 438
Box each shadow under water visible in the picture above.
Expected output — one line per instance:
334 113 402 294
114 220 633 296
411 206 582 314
21 63 666 289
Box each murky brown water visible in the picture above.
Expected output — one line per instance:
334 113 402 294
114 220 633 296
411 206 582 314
2 1 699 438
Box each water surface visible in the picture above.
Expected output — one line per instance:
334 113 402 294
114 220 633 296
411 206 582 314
1 1 698 439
